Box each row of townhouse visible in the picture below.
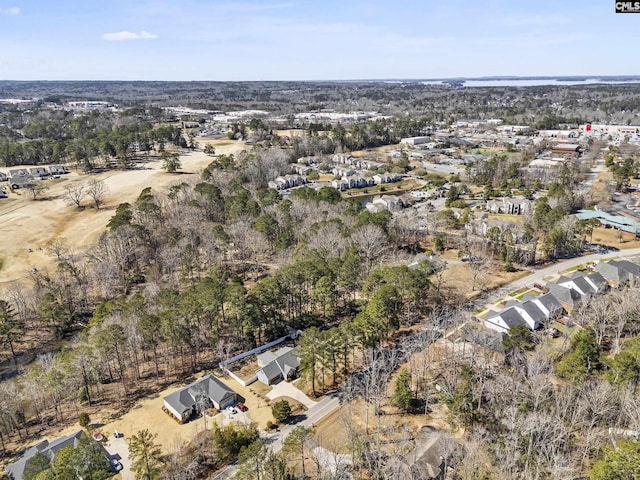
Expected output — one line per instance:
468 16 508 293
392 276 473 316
267 175 306 191
332 176 375 191
332 154 383 171
1 165 69 188
484 259 640 334
330 172 402 191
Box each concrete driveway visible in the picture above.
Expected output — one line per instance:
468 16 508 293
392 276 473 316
104 434 132 480
267 379 318 409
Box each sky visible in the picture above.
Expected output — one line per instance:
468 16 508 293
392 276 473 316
0 0 638 81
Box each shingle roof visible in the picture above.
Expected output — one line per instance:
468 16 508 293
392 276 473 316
163 375 236 414
535 292 563 314
546 283 583 307
499 307 529 329
520 300 546 324
586 272 609 291
6 431 84 480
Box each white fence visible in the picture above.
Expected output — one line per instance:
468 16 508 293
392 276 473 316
218 330 301 387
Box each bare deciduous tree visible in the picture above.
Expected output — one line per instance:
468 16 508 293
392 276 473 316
64 182 85 208
86 179 107 209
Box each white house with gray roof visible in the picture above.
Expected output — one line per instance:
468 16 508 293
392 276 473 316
256 346 300 385
163 375 240 423
6 431 101 480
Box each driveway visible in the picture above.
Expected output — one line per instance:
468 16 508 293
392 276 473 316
267 379 318 409
104 434 132 480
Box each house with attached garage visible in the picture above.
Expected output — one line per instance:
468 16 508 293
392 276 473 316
5 430 109 480
527 292 564 320
163 375 241 423
484 292 564 334
555 274 597 298
256 346 300 386
545 283 585 312
484 306 530 334
597 259 640 288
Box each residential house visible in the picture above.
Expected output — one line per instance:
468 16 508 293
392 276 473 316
8 168 29 178
371 195 406 212
331 179 349 191
545 283 584 312
332 167 356 177
597 260 640 288
29 167 49 178
556 275 597 297
293 165 312 176
484 307 530 334
9 175 34 189
49 165 68 175
163 375 240 422
5 431 106 480
256 346 300 385
529 292 564 320
0 172 8 182
581 271 610 293
384 427 459 480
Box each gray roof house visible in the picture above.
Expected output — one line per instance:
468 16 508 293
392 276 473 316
29 167 49 178
545 283 584 312
6 430 89 480
49 165 68 175
531 292 564 320
484 306 529 334
597 260 640 287
163 375 240 423
384 427 459 480
573 271 609 294
256 346 300 385
556 275 596 297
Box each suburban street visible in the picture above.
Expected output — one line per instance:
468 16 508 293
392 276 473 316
482 247 640 307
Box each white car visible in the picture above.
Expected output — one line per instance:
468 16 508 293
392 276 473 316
226 406 237 415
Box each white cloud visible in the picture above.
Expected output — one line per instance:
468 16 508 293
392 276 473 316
101 30 158 41
0 7 20 15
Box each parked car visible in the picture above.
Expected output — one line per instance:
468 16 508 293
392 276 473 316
226 406 237 415
111 459 123 472
533 283 544 290
236 402 248 412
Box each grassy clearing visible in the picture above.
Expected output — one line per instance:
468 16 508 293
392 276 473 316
509 287 530 297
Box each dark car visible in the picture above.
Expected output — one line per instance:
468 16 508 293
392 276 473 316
111 459 123 472
236 402 248 412
533 283 544 290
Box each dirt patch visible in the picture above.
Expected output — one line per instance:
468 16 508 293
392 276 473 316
591 226 640 249
0 139 245 294
435 248 530 300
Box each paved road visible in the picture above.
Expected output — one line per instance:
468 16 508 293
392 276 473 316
482 247 640 307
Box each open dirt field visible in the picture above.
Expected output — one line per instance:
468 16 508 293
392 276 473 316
435 248 530 300
0 138 245 293
84 373 282 455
